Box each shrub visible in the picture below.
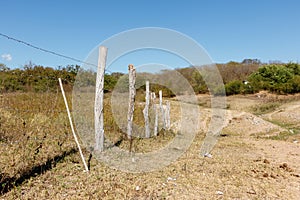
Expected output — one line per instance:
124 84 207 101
287 75 300 93
248 64 296 94
225 80 243 95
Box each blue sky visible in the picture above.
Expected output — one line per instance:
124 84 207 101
0 0 300 72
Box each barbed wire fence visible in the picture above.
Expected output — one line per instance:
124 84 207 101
0 32 172 193
0 33 102 194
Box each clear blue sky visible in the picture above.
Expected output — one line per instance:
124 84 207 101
1 0 300 72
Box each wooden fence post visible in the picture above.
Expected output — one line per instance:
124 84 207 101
159 90 166 130
165 100 170 130
143 81 150 138
127 64 136 142
152 92 158 136
95 46 107 151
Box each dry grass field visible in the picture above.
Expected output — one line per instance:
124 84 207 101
1 91 300 199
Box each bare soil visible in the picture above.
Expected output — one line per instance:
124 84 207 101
1 92 300 199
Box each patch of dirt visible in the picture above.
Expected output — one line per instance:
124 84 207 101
263 101 300 126
2 92 300 199
223 110 286 137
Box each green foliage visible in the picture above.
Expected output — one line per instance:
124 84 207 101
285 62 300 75
288 75 300 93
225 80 243 95
0 64 79 92
212 85 226 96
190 70 208 94
223 79 255 96
2 61 300 96
104 74 118 92
248 63 300 94
150 83 175 98
176 67 208 94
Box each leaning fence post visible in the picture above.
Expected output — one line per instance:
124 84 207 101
143 81 150 138
159 90 166 130
127 64 136 142
59 78 89 172
94 46 107 151
165 100 170 130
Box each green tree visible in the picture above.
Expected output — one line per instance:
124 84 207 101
248 64 293 93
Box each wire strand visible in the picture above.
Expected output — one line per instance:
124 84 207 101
0 32 99 67
0 32 116 74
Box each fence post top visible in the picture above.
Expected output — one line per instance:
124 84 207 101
128 64 135 70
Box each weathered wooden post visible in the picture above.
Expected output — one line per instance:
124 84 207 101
159 90 166 130
95 46 107 151
151 92 158 136
127 64 136 144
143 81 150 138
165 100 171 130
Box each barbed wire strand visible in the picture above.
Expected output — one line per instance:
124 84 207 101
0 32 113 74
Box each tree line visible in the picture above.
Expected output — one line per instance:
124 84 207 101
1 60 300 95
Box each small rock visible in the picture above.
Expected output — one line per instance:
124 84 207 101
280 163 288 168
216 191 224 195
204 153 213 158
263 172 269 177
263 159 270 164
270 174 276 179
135 186 140 191
247 189 256 195
167 177 176 182
279 163 293 172
293 140 298 144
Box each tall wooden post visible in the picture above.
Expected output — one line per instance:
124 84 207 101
159 90 166 130
143 81 150 138
95 46 107 151
151 92 158 136
165 100 170 130
127 64 136 141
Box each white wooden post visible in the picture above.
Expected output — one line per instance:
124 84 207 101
143 81 150 138
165 100 170 130
159 90 166 130
95 46 107 151
127 64 136 140
150 92 158 136
59 78 89 172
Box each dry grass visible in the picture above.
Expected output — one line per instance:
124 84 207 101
1 91 300 199
0 92 76 194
